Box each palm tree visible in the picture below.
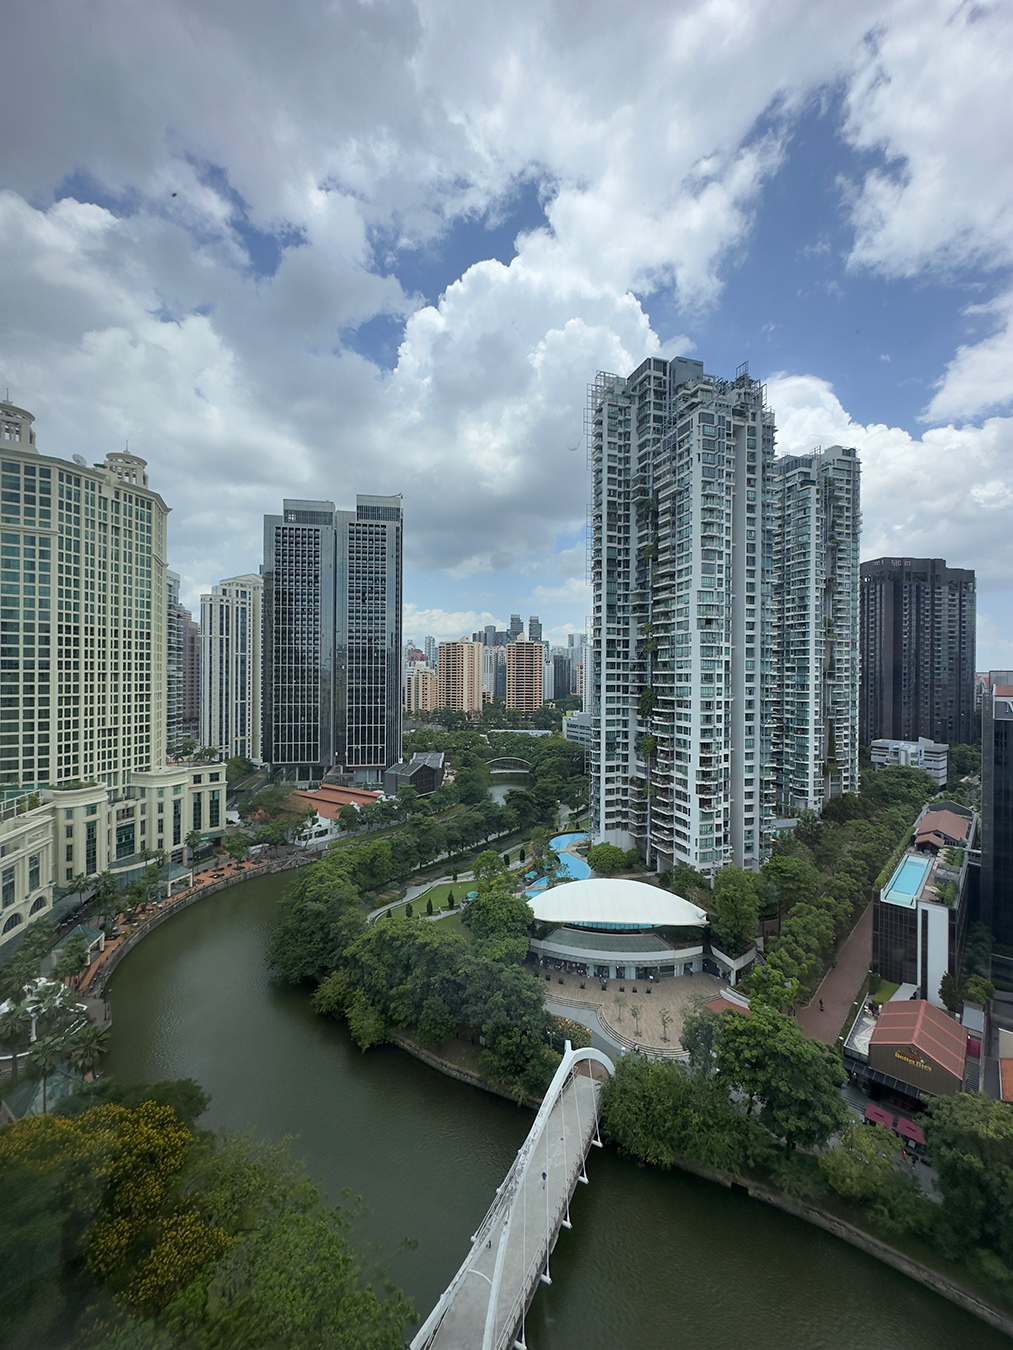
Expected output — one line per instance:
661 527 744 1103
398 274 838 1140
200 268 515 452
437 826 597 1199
68 1022 110 1078
28 1034 66 1114
54 935 90 987
185 829 203 861
0 1001 32 1085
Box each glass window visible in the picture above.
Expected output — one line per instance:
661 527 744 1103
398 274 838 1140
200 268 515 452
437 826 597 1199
1 866 14 908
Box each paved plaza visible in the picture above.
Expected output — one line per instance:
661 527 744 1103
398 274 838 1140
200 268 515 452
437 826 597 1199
540 967 726 1051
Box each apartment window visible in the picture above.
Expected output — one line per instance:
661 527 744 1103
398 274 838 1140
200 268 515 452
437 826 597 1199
1 867 14 908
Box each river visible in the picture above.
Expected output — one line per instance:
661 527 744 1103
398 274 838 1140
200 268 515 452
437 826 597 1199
104 873 1008 1349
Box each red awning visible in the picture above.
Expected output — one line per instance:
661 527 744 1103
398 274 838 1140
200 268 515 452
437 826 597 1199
864 1104 895 1129
896 1117 926 1146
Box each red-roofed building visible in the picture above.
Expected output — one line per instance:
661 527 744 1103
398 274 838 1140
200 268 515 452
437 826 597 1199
914 808 973 852
293 783 381 821
704 995 752 1018
868 999 966 1097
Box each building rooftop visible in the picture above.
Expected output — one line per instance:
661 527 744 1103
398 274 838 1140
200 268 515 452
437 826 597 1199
869 999 967 1082
293 784 381 819
530 877 708 930
914 809 972 848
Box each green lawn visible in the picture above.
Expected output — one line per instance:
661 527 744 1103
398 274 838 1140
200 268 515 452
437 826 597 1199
870 978 900 1004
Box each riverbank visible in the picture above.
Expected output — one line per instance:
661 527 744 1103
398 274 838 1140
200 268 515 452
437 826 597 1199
665 1151 1013 1339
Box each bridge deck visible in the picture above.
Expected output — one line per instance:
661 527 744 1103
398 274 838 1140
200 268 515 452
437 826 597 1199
412 1063 604 1350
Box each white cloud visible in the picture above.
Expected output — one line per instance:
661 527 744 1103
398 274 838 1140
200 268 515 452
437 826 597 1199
844 1 1013 276
401 605 505 643
767 372 1013 593
0 0 1011 642
923 289 1013 423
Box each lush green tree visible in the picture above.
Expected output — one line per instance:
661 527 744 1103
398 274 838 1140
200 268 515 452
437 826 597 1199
479 1025 559 1103
473 849 507 884
709 867 760 954
54 935 90 984
222 833 251 862
27 1034 67 1114
587 842 627 877
759 855 821 915
54 1077 211 1128
417 995 457 1048
939 971 962 1012
948 743 981 779
453 762 492 806
926 1092 1013 1263
225 756 255 784
715 1006 848 1149
601 1057 767 1173
338 803 361 834
818 1123 930 1233
0 1000 32 1084
265 877 363 985
345 990 387 1051
963 974 995 1005
679 1007 723 1074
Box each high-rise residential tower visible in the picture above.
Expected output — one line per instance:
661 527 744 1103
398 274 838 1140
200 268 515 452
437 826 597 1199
200 574 263 761
436 640 484 713
588 358 773 874
263 494 402 784
768 445 861 813
981 672 1013 945
860 557 976 746
166 570 184 753
0 400 170 789
506 640 544 711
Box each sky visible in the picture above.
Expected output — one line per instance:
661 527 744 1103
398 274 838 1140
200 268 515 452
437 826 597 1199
2 0 1012 665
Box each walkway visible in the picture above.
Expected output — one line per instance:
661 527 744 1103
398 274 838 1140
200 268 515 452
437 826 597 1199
542 967 723 1053
411 1044 613 1350
797 903 873 1044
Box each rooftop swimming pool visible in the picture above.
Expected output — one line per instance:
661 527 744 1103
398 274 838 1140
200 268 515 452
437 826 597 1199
882 853 931 908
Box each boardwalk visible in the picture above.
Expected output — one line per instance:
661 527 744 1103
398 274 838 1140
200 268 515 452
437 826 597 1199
411 1043 613 1350
798 903 873 1043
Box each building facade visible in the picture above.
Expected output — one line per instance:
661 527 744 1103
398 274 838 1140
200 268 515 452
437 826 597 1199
200 574 263 761
860 557 976 747
506 640 544 711
436 640 483 713
180 606 200 742
588 358 773 875
768 444 861 815
263 494 403 785
982 674 1013 946
871 737 948 786
528 615 542 643
0 399 169 791
405 666 438 713
166 571 184 753
0 399 223 944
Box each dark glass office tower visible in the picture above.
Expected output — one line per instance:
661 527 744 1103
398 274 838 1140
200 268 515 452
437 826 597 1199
859 557 975 746
982 673 1013 944
263 495 402 784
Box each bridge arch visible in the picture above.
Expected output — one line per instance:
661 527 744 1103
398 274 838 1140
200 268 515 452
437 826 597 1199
411 1041 615 1350
487 756 532 773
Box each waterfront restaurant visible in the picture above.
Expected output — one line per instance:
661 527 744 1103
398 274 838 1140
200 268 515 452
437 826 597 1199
528 877 709 981
846 997 967 1102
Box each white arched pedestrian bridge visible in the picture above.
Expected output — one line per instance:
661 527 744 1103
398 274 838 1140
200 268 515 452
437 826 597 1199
411 1042 614 1350
487 756 533 773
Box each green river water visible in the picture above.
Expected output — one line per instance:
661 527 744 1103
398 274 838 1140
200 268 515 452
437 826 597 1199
104 873 1007 1349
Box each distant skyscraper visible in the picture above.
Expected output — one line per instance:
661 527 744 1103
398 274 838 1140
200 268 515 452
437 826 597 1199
263 494 403 784
860 557 975 746
506 641 543 711
768 445 861 813
424 635 437 666
167 571 184 752
528 615 542 642
200 574 263 761
588 357 773 874
437 640 484 713
509 614 523 640
981 673 1013 945
180 607 200 741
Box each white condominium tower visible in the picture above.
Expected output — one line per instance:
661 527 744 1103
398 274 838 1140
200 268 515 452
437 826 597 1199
768 446 861 814
588 358 773 875
200 574 263 761
0 399 169 790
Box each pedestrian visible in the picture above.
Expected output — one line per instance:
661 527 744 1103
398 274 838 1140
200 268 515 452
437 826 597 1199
819 998 824 1012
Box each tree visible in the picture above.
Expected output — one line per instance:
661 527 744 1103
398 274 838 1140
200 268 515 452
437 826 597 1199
67 1021 111 1078
716 1006 848 1149
926 1092 1013 1263
345 989 387 1051
225 755 255 783
223 832 251 862
338 803 360 834
417 995 456 1048
759 855 821 915
473 849 507 884
709 867 760 954
184 828 203 858
659 1007 673 1043
0 1000 32 1084
964 974 995 1005
27 1034 66 1114
587 842 627 877
613 993 626 1023
461 888 533 964
939 971 961 1012
630 1002 642 1036
54 935 90 985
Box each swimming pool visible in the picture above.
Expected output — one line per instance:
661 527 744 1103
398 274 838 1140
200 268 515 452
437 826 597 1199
882 853 931 908
524 832 591 896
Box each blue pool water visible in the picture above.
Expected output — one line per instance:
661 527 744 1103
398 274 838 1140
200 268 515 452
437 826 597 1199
524 832 591 896
883 853 931 907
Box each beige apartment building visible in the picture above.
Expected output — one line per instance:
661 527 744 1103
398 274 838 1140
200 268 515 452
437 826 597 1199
506 641 544 711
437 640 484 713
405 666 438 713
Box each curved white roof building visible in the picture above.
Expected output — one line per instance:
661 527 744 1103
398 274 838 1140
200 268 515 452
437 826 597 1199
529 877 708 930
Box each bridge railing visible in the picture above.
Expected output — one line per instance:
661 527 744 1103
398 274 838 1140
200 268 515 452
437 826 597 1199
410 1042 614 1350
